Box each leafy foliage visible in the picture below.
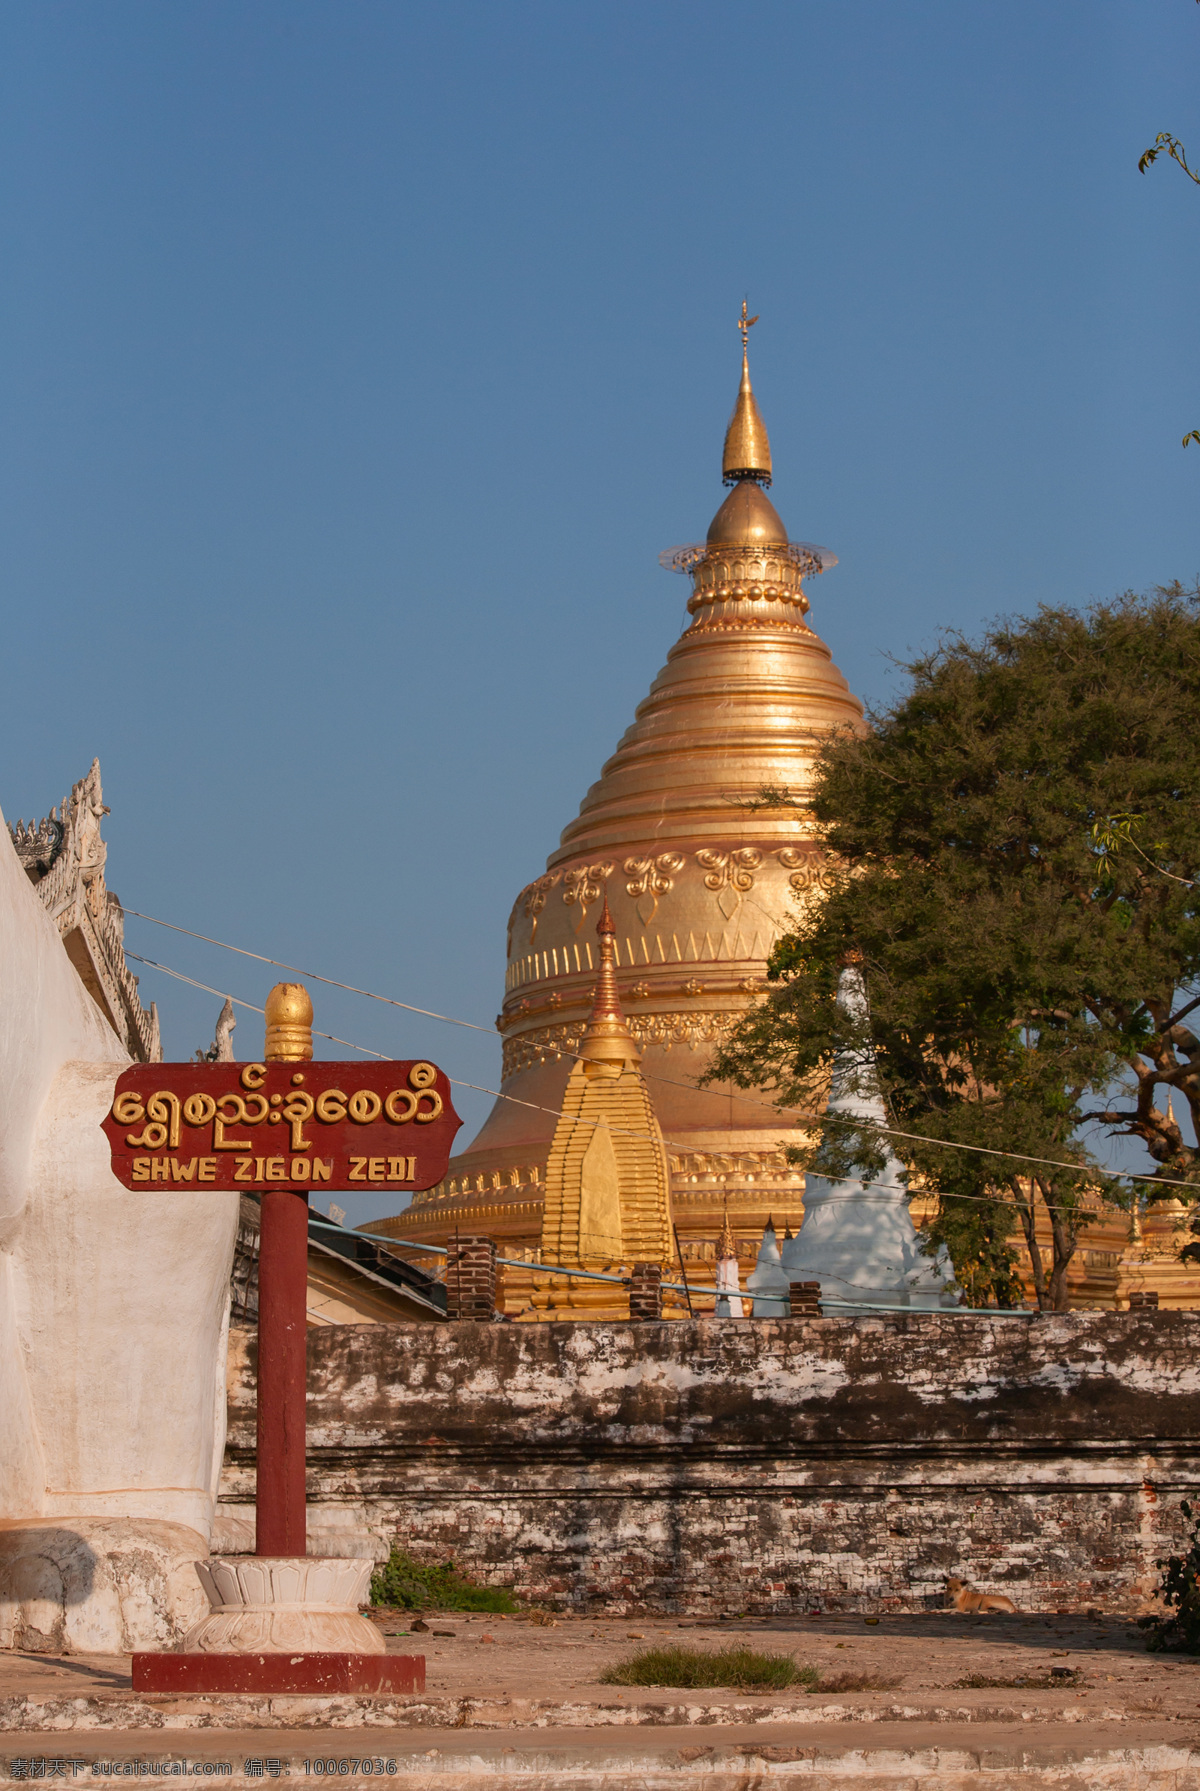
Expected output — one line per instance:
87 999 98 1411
600 1643 814 1690
1139 1500 1200 1654
1138 131 1200 187
706 588 1200 1308
921 1192 1025 1310
369 1545 520 1613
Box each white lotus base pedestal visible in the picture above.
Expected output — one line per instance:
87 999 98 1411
184 1555 384 1654
131 1556 425 1695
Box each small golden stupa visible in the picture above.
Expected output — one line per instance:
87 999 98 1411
367 308 867 1299
519 900 677 1320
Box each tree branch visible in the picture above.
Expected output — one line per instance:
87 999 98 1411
1139 133 1200 185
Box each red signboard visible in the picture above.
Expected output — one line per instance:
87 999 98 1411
101 1059 461 1194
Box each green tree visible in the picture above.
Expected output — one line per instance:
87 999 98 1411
1139 1500 1200 1654
920 1186 1025 1311
707 587 1200 1310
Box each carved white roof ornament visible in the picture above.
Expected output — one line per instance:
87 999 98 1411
8 759 161 1062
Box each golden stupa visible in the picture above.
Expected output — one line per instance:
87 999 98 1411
368 310 867 1296
367 310 1200 1315
521 899 679 1320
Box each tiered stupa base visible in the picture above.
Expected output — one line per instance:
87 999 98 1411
506 1263 690 1321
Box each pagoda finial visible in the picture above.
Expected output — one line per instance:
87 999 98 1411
717 1202 737 1262
722 301 772 488
590 898 621 1022
579 895 639 1075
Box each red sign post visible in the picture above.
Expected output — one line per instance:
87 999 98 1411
101 987 461 1691
103 1052 461 1556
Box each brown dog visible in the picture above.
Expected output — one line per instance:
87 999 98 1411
947 1576 1017 1613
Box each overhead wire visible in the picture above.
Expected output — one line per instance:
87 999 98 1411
309 1222 1030 1316
309 1220 725 1299
121 902 1139 1182
125 929 1200 1206
122 911 495 1032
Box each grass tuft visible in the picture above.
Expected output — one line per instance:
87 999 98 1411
600 1644 814 1691
815 1670 900 1693
369 1546 519 1614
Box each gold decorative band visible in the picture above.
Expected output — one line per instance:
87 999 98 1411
500 1009 745 1080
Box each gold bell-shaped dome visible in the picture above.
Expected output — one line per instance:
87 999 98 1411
706 478 788 547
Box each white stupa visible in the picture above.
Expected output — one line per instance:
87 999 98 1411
746 1216 789 1316
779 965 960 1310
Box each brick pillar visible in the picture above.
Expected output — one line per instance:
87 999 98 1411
789 1280 822 1318
445 1236 498 1321
629 1263 663 1322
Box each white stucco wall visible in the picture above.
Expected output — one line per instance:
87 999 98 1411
0 807 239 1646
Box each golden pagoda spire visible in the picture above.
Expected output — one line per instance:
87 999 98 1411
722 301 772 488
717 1203 737 1262
578 897 639 1077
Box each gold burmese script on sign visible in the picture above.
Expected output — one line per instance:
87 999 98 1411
111 1060 443 1186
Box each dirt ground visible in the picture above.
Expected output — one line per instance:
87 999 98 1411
2 1608 1196 1723
371 1606 1200 1714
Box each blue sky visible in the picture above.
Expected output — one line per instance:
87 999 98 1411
2 2 1197 1223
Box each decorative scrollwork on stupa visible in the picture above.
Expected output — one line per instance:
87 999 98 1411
500 1008 745 1081
777 846 845 894
623 853 686 924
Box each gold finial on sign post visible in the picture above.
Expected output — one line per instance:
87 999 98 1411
264 983 313 1062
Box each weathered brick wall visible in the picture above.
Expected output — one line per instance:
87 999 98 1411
443 1235 497 1322
220 1313 1200 1616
